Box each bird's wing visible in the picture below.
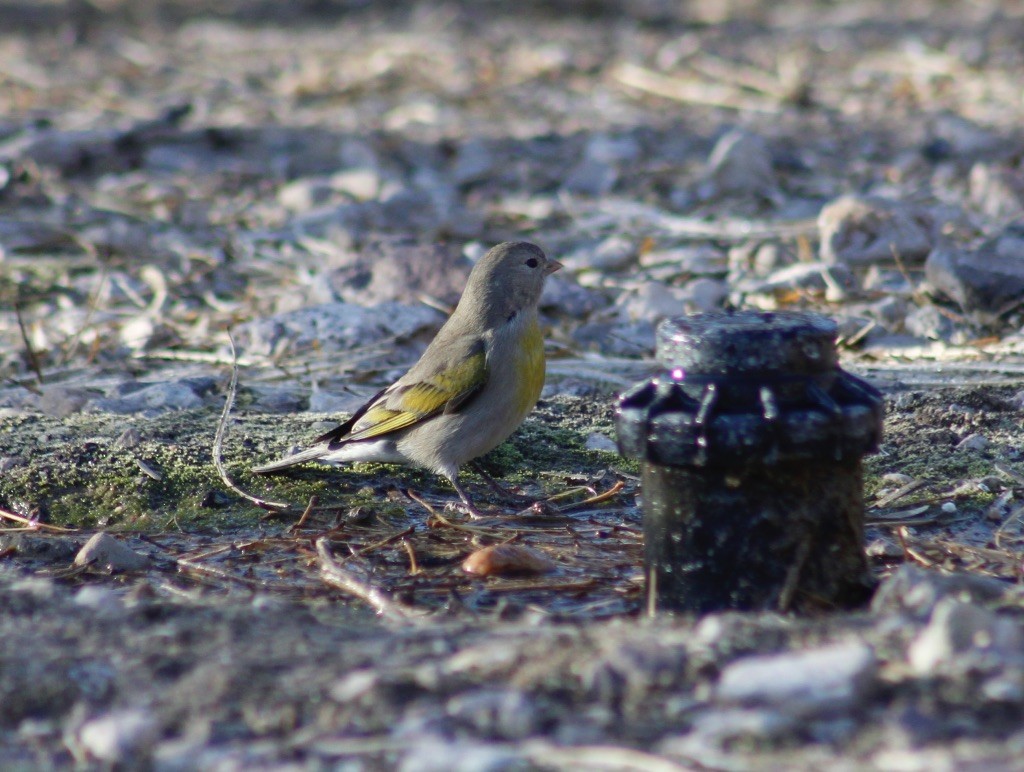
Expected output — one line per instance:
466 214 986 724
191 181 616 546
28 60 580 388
317 335 488 447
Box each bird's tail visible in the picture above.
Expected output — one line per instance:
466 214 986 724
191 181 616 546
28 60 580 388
251 444 329 474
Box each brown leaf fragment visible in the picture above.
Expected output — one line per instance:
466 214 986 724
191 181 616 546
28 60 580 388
461 544 556 577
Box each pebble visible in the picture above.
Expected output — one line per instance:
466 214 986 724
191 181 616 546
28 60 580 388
86 380 206 415
38 386 92 418
679 277 729 312
925 113 1001 159
72 585 124 614
866 537 903 558
871 564 1010 619
614 281 691 322
925 231 1024 316
639 245 727 277
716 643 878 717
661 708 798 752
74 532 150 572
908 598 1024 674
445 688 541 739
737 260 855 295
585 432 618 452
700 127 776 200
562 156 617 196
326 238 472 307
955 433 989 452
540 274 608 318
234 301 442 358
903 304 955 341
78 709 158 763
818 195 934 265
969 162 1024 221
563 235 637 273
398 737 521 772
462 545 555 577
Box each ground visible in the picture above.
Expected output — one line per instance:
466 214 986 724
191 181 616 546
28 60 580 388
2 1 1024 769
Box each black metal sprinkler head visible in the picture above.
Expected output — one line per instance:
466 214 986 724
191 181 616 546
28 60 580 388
616 310 884 615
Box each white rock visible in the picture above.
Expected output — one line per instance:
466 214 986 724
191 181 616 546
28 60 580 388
819 195 934 265
909 598 1024 674
969 162 1024 221
956 433 989 452
563 235 637 272
585 433 618 453
74 533 149 572
679 277 728 312
703 128 776 199
615 281 690 322
78 709 158 762
234 301 442 358
716 643 877 716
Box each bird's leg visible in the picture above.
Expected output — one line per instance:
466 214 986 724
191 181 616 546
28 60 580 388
469 461 533 505
449 474 488 519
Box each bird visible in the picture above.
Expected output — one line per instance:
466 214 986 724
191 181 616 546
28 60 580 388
252 241 562 517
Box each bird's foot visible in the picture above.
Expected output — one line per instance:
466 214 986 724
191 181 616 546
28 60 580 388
469 462 534 506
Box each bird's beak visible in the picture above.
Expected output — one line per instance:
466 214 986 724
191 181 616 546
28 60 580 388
544 260 563 276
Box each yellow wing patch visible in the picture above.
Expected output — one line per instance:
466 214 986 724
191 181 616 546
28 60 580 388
344 351 487 442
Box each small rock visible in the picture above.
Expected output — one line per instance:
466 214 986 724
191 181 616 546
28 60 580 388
74 532 149 572
615 281 690 322
661 708 797 752
78 709 158 763
956 433 989 452
871 564 1010 618
114 428 144 449
819 195 934 265
584 132 642 164
243 384 307 414
325 238 473 307
969 162 1024 221
307 388 376 415
234 301 442 358
640 245 727 277
445 689 541 740
716 643 877 717
903 304 955 341
38 386 92 418
737 261 855 294
572 320 655 356
866 537 903 558
540 274 608 318
701 128 776 200
87 380 205 415
585 432 618 453
562 157 617 196
679 277 728 312
398 737 522 772
563 235 637 273
925 231 1024 316
451 139 496 185
908 598 1024 674
926 113 1001 159
330 167 383 201
462 545 555 577
72 585 124 613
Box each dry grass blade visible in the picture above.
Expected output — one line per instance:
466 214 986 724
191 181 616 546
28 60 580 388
315 537 425 621
611 61 782 113
213 332 295 514
14 300 43 386
0 506 78 533
288 496 319 533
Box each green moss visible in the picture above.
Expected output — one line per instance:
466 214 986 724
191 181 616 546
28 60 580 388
0 394 625 530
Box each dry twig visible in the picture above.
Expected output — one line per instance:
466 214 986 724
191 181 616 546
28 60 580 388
213 332 295 514
316 537 424 621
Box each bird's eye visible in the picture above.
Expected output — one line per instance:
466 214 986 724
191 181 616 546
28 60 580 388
526 257 539 268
